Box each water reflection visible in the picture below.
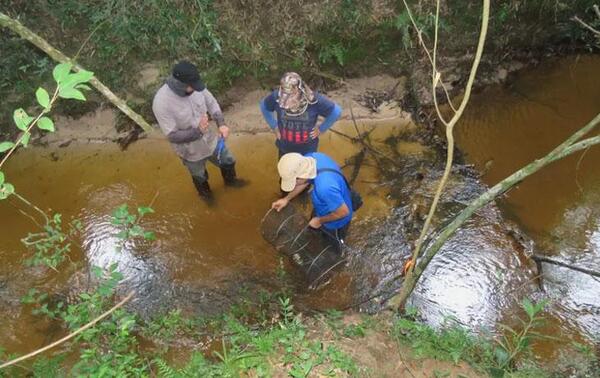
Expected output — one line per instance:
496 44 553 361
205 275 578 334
456 55 600 346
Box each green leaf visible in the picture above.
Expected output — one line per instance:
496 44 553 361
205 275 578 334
0 183 15 199
52 63 72 84
58 87 86 101
79 293 92 300
143 231 156 241
494 346 509 366
21 132 31 147
0 171 4 185
111 270 124 281
37 117 55 132
0 142 15 153
113 204 129 218
36 87 51 109
75 84 92 91
92 266 103 278
522 298 535 319
129 225 144 237
62 70 94 87
137 206 154 216
116 230 128 239
534 299 548 314
13 108 33 131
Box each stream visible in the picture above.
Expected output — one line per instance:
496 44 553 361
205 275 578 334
0 55 598 361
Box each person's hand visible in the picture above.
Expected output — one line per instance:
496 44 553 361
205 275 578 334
275 129 281 140
219 125 230 139
310 126 320 139
198 114 209 132
308 217 322 229
271 198 289 212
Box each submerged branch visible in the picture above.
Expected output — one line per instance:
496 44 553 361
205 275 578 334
532 255 600 278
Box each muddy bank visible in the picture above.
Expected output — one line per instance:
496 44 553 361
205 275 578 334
3 0 595 142
33 73 408 147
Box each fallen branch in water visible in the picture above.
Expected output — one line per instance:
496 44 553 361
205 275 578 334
388 112 600 310
532 254 600 278
327 112 398 167
0 12 153 133
348 149 366 186
0 291 135 370
349 106 399 166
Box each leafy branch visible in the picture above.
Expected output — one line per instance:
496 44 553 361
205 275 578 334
0 63 93 202
493 299 552 374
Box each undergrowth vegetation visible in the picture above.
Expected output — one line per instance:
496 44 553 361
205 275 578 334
1 0 598 133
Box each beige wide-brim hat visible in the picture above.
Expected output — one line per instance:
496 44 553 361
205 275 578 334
278 153 317 192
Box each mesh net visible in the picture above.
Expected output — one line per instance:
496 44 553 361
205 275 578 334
261 204 345 289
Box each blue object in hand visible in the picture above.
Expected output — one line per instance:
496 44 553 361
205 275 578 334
216 137 225 164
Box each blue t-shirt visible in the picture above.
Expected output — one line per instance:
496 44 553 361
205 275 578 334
263 90 335 145
307 152 353 230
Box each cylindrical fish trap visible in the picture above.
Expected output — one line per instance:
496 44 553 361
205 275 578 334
261 204 345 289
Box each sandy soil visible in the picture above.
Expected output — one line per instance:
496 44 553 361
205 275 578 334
37 74 412 146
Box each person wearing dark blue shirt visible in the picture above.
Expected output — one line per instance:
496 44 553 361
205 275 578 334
271 152 352 255
260 72 342 157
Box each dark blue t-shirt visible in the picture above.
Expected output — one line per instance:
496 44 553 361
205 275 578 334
263 90 335 145
307 152 353 230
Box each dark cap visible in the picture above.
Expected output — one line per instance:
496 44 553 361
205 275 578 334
172 61 205 91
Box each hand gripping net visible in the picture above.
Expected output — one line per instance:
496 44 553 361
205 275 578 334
261 204 345 289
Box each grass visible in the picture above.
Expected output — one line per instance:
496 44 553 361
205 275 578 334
2 285 599 377
388 301 600 378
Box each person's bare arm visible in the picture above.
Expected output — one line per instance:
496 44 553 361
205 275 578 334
271 182 310 211
309 203 350 228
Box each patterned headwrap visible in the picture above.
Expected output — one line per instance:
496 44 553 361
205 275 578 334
277 72 317 116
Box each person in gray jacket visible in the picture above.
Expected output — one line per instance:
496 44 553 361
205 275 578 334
153 61 246 203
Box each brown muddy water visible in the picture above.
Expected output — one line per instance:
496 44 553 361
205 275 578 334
455 55 600 352
0 55 598 363
0 119 397 356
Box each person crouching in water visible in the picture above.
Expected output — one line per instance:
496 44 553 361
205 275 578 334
271 152 352 255
260 72 342 157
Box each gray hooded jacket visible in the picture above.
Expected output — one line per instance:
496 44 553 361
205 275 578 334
152 76 226 162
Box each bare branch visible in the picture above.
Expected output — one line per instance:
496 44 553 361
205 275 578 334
0 291 135 370
572 16 600 36
0 12 153 133
404 0 490 288
401 0 457 114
